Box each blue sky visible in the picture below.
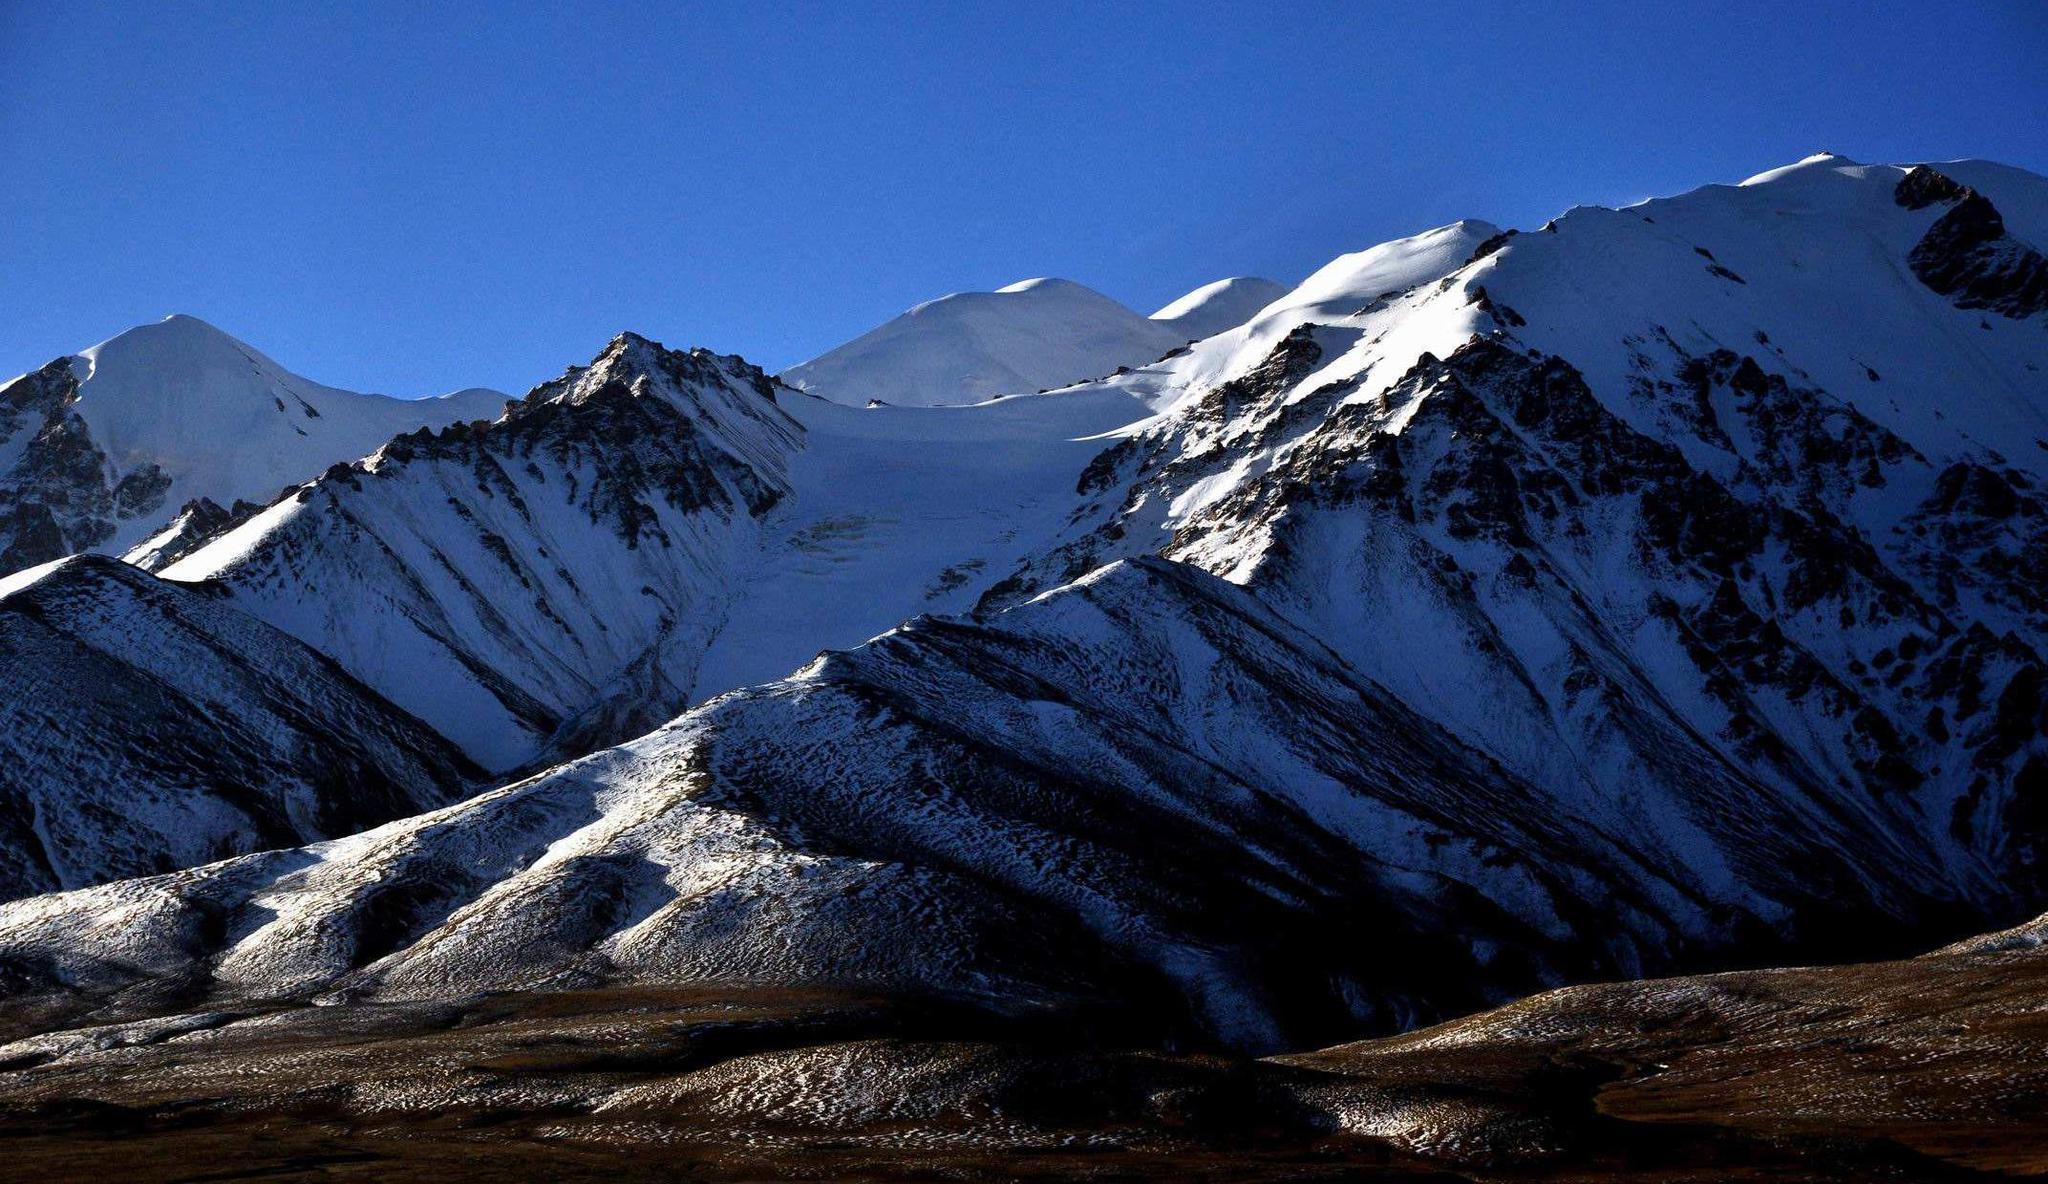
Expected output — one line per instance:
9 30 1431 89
4 1 2044 396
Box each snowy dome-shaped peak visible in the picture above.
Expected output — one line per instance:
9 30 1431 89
66 316 291 397
79 313 254 372
159 312 231 332
784 277 1182 408
1282 220 1501 317
1739 152 1868 187
0 315 509 575
1149 276 1290 340
994 277 1083 294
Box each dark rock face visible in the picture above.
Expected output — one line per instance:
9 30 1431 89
1268 344 2043 896
0 556 478 901
1896 167 2048 318
0 360 170 572
1464 227 1519 263
1893 164 1971 209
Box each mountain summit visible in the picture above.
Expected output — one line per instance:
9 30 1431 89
0 315 505 575
1149 275 1288 338
781 277 1186 407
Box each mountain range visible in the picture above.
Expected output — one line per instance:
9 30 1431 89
0 152 2045 1178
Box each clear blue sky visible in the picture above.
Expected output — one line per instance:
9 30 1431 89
4 1 2044 396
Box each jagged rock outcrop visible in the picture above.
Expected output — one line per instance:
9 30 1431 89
0 359 164 571
1896 165 2048 318
123 496 269 571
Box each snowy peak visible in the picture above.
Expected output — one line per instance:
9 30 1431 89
972 154 2048 966
1737 150 1862 187
782 276 1185 408
78 311 236 367
1065 219 1502 415
68 314 504 467
992 276 1088 295
1149 276 1289 339
1283 219 1500 317
163 333 805 771
0 315 508 576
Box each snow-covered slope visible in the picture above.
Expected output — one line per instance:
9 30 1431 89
0 556 2023 1053
1149 276 1289 339
0 315 505 575
983 154 2048 931
148 329 1159 773
0 555 476 901
782 278 1187 408
687 380 1148 700
161 334 802 771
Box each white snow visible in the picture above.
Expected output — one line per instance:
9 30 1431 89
689 383 1150 697
780 277 1186 408
1149 276 1291 340
1084 220 1504 417
160 337 801 771
3 314 507 557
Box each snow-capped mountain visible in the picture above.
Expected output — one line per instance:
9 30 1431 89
2 154 2046 1064
146 327 1154 773
159 334 803 771
1148 275 1289 339
985 157 2048 907
781 277 1190 407
0 554 476 901
0 315 506 576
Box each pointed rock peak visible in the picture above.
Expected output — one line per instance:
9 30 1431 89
1896 165 1973 210
606 329 661 352
589 332 768 384
545 333 785 420
588 330 667 376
